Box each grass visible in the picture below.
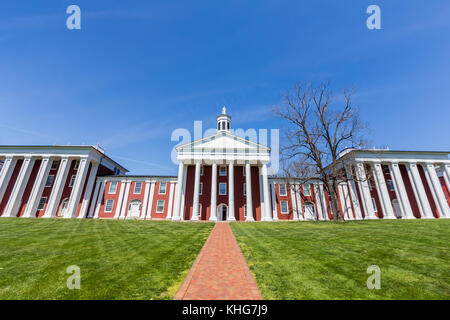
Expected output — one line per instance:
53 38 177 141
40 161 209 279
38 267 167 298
0 218 213 300
231 220 450 300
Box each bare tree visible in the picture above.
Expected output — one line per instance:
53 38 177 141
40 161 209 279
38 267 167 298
274 81 370 221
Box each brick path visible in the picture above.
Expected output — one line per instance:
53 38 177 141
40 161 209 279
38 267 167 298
174 222 262 300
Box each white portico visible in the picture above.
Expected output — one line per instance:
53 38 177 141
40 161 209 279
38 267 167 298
171 107 272 222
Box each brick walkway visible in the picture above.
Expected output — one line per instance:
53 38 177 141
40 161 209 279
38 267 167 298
174 222 262 300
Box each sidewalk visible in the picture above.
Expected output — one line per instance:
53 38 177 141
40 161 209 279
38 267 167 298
174 222 262 300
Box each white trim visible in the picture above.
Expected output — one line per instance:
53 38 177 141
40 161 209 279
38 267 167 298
108 181 118 194
105 199 114 213
156 199 165 213
219 182 227 195
133 182 142 194
37 197 47 211
280 200 289 214
279 183 287 196
159 182 167 194
219 166 227 176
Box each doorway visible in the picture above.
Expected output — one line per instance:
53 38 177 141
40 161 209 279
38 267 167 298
128 200 142 218
58 198 69 218
217 204 228 221
392 199 402 218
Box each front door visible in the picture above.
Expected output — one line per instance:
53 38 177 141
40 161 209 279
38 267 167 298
392 200 402 218
128 200 141 218
58 198 69 218
217 204 227 221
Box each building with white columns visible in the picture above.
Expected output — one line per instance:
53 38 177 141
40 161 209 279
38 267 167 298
0 109 449 221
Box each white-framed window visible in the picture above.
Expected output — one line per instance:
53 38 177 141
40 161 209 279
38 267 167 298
280 201 289 214
45 175 54 187
200 165 204 176
303 184 311 196
279 184 287 196
387 180 395 191
51 161 59 170
73 161 79 170
219 183 227 195
243 183 246 196
68 175 76 187
372 198 377 212
198 204 202 216
37 197 47 211
156 200 165 213
219 166 227 176
199 182 203 195
159 182 167 194
244 204 247 217
134 182 142 194
105 199 114 212
109 181 118 194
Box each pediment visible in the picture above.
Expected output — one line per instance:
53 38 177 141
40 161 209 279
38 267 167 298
176 132 270 152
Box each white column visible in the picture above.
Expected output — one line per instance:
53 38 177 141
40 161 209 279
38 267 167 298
443 164 450 193
371 162 395 219
23 157 52 218
389 162 414 219
209 162 217 221
166 182 175 220
145 181 156 220
407 163 433 219
78 161 99 219
3 156 36 217
93 180 106 219
319 184 329 220
345 168 363 220
88 180 102 218
314 183 324 220
337 183 348 219
270 181 278 221
119 181 131 219
180 165 187 220
290 184 299 221
258 167 265 221
43 157 71 218
191 161 201 221
424 163 449 218
0 156 18 205
66 157 90 218
141 180 151 219
228 161 236 221
245 161 254 221
355 162 377 219
341 182 354 220
172 163 184 221
261 163 272 221
295 183 304 220
113 180 127 219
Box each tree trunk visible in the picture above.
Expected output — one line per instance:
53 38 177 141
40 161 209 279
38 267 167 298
327 180 343 221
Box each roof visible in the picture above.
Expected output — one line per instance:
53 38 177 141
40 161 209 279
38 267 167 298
0 145 129 172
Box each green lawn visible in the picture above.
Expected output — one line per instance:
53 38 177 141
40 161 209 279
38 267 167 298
231 220 450 300
0 218 213 300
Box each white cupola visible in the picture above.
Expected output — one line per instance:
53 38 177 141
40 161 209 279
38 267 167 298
216 106 231 132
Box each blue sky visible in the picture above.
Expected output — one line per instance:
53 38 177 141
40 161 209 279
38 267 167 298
1 1 449 175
